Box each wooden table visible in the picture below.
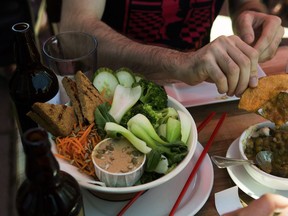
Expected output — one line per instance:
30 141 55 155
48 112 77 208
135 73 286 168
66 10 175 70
193 45 288 215
188 100 264 215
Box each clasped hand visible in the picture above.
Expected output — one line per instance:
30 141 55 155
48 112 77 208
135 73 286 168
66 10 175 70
177 11 284 97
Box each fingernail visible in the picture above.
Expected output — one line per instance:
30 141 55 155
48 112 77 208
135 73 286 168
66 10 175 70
249 76 258 87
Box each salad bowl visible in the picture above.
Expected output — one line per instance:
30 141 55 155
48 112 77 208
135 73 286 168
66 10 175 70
51 96 198 200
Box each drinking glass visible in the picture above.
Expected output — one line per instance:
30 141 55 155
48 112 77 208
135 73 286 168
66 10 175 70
43 31 98 104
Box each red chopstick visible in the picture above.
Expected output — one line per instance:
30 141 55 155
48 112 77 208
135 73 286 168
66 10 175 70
169 112 227 216
117 190 145 216
116 111 219 216
197 111 216 132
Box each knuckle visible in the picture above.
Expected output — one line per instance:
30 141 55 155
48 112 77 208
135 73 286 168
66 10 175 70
249 49 259 59
272 16 282 25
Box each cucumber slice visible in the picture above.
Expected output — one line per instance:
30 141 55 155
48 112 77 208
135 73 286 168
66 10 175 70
93 67 119 101
115 67 135 87
134 74 143 82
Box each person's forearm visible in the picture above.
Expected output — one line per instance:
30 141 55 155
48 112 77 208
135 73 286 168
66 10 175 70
228 0 268 21
59 4 185 82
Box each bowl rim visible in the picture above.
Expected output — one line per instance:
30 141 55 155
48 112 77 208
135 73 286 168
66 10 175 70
239 121 288 182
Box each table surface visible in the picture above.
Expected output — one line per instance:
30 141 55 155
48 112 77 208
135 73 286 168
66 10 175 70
188 100 263 215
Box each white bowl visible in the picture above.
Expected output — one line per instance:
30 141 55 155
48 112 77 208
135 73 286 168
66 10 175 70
92 138 146 187
52 96 198 200
239 121 288 190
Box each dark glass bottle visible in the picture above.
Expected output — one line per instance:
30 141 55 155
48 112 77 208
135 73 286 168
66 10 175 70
16 128 85 216
9 22 59 134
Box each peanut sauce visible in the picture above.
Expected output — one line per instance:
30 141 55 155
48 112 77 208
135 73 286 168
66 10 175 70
93 138 145 173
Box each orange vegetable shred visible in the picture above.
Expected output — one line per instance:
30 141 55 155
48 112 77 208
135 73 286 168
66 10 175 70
55 123 102 177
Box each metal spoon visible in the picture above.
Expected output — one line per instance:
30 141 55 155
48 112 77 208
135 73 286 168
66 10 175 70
211 151 273 172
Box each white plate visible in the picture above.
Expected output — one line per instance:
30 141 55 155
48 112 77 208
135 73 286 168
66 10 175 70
226 138 288 199
164 65 266 107
82 143 214 216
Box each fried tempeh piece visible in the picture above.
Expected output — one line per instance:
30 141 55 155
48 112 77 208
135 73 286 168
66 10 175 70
62 77 85 125
27 102 77 137
75 71 105 124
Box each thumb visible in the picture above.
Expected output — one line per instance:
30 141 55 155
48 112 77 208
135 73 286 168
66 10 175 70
237 16 255 45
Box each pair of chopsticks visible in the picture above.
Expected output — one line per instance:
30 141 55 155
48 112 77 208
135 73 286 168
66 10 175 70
169 111 226 215
117 111 227 216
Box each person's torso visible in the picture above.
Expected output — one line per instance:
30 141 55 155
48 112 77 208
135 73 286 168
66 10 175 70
102 0 224 51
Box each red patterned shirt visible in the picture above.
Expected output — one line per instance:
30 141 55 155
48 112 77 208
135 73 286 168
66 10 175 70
102 0 224 51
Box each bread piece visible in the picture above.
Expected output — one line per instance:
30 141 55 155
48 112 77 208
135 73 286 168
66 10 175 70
27 102 77 137
62 77 84 124
75 71 105 123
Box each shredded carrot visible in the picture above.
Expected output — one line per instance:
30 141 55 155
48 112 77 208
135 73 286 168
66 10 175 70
54 123 102 178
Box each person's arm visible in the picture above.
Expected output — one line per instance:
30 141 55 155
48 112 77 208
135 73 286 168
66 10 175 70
60 0 259 96
60 0 183 82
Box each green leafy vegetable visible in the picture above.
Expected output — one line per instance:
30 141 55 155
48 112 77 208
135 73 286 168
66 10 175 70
166 117 181 143
104 122 151 154
127 114 188 166
177 110 192 144
109 84 142 123
121 104 178 129
94 102 115 138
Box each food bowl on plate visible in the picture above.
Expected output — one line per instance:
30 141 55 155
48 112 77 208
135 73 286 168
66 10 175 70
52 96 198 200
239 121 288 190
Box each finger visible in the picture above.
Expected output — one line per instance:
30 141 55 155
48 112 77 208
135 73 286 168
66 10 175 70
205 60 228 94
235 12 255 44
232 36 259 92
258 27 284 62
216 47 240 96
224 36 258 96
253 16 283 55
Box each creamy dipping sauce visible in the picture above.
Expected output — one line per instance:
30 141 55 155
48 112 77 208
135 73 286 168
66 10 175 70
93 138 145 173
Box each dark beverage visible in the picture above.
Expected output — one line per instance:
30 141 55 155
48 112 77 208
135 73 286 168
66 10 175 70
16 128 85 216
9 22 59 134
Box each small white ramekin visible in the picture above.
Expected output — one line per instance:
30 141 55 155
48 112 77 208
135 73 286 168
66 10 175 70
92 138 146 187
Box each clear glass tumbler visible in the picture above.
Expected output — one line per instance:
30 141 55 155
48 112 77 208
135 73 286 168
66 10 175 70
43 31 98 104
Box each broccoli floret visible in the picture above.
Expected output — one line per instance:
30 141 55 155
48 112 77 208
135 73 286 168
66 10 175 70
120 103 178 128
137 79 168 110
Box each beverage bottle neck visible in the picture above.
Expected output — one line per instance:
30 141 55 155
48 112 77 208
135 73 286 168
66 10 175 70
22 128 61 187
12 22 42 70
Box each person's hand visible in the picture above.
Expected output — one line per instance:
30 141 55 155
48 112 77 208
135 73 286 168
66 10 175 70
233 11 284 62
176 35 259 97
224 194 288 216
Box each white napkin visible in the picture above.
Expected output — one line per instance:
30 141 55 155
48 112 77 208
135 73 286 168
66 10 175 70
215 186 243 215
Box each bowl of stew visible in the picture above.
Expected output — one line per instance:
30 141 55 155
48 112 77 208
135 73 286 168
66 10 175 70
239 121 288 190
